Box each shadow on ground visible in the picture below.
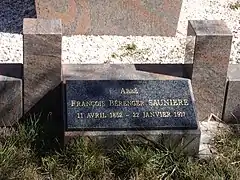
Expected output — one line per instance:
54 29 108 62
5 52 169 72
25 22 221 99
0 0 36 33
0 63 22 79
20 83 64 155
134 64 193 79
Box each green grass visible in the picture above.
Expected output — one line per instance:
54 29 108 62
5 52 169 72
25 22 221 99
124 43 137 51
110 42 151 61
1 116 240 180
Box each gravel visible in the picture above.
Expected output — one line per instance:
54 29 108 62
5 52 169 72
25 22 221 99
0 0 238 157
0 0 239 64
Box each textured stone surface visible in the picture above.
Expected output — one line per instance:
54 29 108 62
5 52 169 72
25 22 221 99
23 18 62 34
0 76 22 126
62 64 200 155
187 20 232 36
64 128 201 155
62 64 186 81
199 121 228 158
184 36 195 64
188 20 232 121
65 80 197 130
0 0 36 33
223 64 240 123
35 0 183 36
23 18 62 114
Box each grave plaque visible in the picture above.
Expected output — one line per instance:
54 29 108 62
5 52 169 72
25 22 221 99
64 80 198 131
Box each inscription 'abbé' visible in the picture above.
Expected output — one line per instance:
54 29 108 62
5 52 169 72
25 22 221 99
120 88 138 94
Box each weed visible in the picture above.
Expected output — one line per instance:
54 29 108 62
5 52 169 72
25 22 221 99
110 42 151 61
111 52 118 58
229 1 240 10
125 43 137 51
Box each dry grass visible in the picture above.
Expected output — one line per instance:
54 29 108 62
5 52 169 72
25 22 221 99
1 116 240 180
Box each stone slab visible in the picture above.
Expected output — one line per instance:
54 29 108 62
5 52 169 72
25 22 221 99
64 80 198 130
62 64 186 81
227 64 240 81
188 20 232 121
63 64 201 155
35 0 183 36
64 127 201 156
23 18 62 34
0 76 22 126
223 64 240 123
23 18 62 114
187 20 232 36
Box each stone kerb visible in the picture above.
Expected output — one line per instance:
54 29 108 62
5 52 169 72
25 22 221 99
62 64 201 156
0 76 22 126
187 20 233 121
223 64 240 123
23 18 62 114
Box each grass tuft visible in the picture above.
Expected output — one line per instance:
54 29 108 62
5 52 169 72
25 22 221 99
110 42 151 61
1 118 240 179
125 43 137 51
229 1 240 10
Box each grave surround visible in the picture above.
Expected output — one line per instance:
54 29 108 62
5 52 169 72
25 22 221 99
223 64 240 123
0 76 22 126
23 18 62 114
63 64 201 155
1 17 237 155
188 20 233 121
